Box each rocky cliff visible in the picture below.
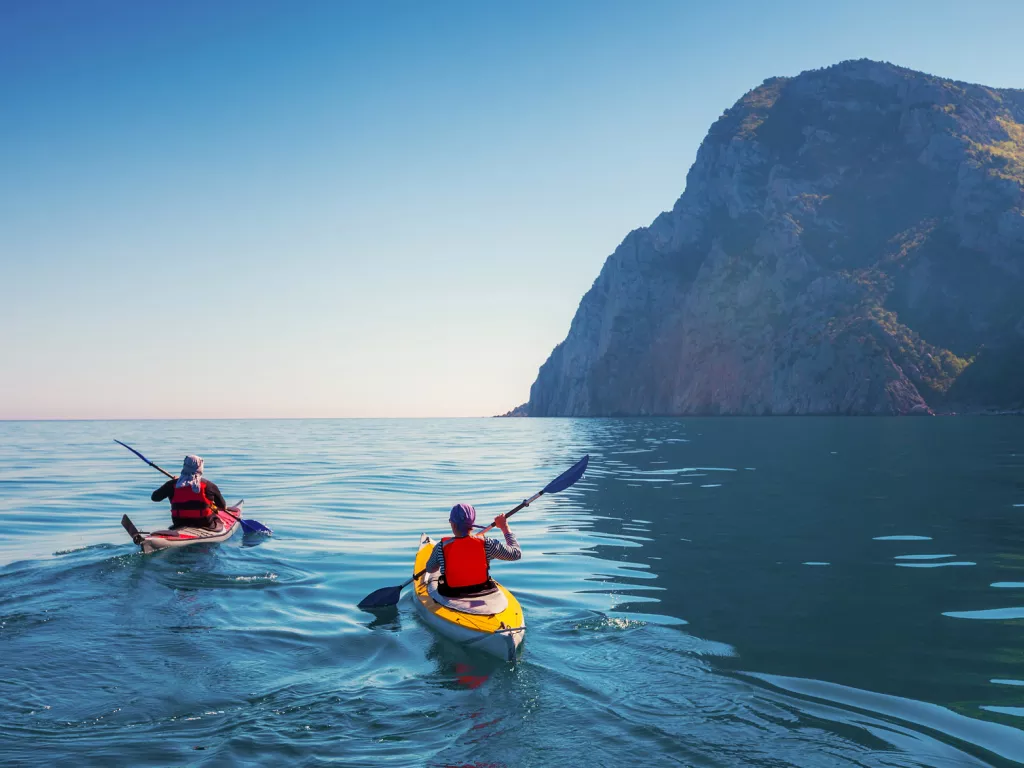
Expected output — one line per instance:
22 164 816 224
516 60 1024 416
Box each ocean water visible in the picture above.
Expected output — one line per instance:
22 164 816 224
1 417 1023 767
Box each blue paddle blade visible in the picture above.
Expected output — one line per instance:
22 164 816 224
240 518 273 535
114 439 152 465
543 455 589 495
358 585 404 610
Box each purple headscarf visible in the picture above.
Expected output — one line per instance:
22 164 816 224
449 503 476 534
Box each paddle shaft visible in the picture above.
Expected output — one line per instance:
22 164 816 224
115 440 241 523
478 490 542 535
115 440 175 479
406 490 543 583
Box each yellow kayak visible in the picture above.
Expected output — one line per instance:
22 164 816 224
412 533 526 661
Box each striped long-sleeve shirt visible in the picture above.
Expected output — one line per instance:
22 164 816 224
424 529 521 576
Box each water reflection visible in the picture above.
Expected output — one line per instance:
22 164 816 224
424 639 503 691
874 535 933 541
896 561 977 568
363 605 401 632
240 532 270 549
943 607 1024 620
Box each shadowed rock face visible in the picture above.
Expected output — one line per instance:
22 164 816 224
518 59 1024 416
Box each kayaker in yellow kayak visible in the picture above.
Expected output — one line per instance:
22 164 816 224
150 455 228 530
424 503 522 597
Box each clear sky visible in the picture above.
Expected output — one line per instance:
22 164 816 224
2 0 1022 418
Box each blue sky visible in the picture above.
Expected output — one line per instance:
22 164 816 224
2 0 1022 418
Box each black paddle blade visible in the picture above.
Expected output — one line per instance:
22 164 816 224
121 514 144 546
543 454 589 495
358 585 404 610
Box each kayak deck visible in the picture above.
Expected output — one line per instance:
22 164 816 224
412 533 525 662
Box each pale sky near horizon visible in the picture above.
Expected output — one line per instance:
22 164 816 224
2 0 1023 419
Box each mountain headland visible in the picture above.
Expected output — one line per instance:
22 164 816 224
509 60 1024 416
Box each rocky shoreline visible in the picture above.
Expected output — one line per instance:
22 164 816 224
497 406 1024 417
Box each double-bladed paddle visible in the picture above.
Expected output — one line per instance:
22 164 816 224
357 454 589 610
114 439 272 535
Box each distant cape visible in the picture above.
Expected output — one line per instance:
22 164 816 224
511 60 1024 416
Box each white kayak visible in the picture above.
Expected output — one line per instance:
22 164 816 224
122 502 244 554
411 533 526 662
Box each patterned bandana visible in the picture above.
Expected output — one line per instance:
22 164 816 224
175 455 204 494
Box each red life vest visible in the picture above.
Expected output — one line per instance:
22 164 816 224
441 535 490 589
170 479 216 525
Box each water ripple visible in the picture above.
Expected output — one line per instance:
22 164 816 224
3 417 1024 766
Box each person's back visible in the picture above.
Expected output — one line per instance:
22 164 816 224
425 503 521 597
151 455 227 530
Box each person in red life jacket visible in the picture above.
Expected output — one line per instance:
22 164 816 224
424 503 522 597
150 455 227 530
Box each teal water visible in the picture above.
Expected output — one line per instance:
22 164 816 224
2 417 1023 766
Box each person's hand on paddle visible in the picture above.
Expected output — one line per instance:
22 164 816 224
493 513 511 533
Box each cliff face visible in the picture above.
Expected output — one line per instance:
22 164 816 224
520 60 1024 416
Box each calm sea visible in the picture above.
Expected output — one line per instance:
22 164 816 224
1 417 1023 766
